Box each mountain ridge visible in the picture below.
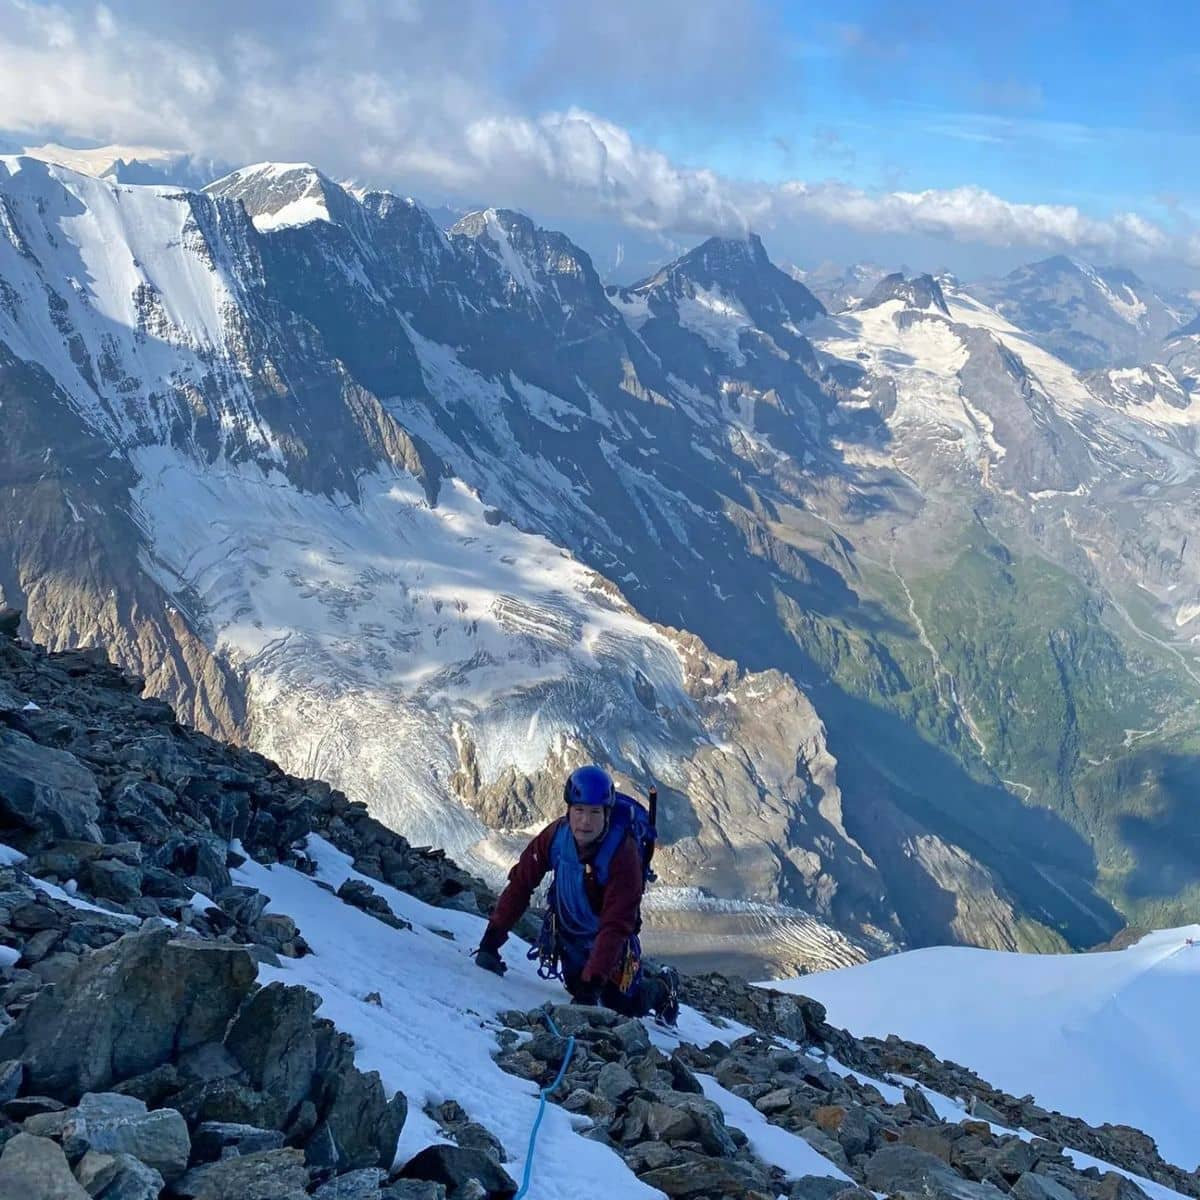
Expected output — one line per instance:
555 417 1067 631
4 156 1200 966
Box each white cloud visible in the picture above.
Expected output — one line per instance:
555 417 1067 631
0 0 1195 272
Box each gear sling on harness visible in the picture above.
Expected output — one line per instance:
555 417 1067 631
527 790 656 994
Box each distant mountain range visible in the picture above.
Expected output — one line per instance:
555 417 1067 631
4 148 1200 971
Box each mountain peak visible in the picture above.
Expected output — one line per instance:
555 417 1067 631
635 232 822 317
204 162 353 232
859 272 950 315
450 207 603 302
678 232 769 277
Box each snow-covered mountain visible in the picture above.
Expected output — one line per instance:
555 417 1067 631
788 261 895 313
0 155 887 971
792 925 1200 1173
21 141 227 189
968 256 1191 370
5 154 1200 969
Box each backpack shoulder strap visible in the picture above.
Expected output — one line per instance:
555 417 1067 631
547 817 571 871
592 816 633 887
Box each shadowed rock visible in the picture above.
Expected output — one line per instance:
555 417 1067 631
0 925 256 1101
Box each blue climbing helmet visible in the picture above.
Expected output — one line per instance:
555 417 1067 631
563 764 616 809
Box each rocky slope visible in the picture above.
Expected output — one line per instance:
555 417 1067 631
0 618 1195 1200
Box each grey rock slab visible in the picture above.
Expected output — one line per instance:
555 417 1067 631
172 1147 310 1199
0 729 103 843
638 1157 773 1198
864 1144 1008 1200
0 926 255 1101
453 1121 505 1164
595 1061 638 1103
788 1177 866 1200
74 1150 165 1200
395 1145 516 1199
608 1018 651 1055
191 1121 285 1164
381 1183 447 1200
0 1132 90 1199
0 1059 23 1104
223 982 317 1128
756 1086 794 1113
62 1093 190 1182
312 1167 387 1199
1011 1172 1083 1200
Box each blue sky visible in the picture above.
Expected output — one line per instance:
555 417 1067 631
1 0 1198 282
551 2 1199 217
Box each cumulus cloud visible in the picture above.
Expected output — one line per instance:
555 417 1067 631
0 0 1194 271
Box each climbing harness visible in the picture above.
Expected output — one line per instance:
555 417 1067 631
513 1010 576 1200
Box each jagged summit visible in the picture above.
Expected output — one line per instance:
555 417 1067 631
623 231 825 353
677 231 771 275
859 271 950 316
204 161 357 231
452 207 603 295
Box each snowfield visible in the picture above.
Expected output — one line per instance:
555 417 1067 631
235 835 853 1199
783 927 1200 1173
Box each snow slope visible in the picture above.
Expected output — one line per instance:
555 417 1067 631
782 927 1200 1171
236 835 849 1199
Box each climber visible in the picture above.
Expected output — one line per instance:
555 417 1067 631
472 764 680 1027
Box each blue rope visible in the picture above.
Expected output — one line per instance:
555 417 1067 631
514 1012 576 1200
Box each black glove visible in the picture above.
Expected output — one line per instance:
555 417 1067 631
473 947 507 976
571 980 602 1006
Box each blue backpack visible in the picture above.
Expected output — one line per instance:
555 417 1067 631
591 790 658 886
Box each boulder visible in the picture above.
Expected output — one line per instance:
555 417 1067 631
311 1070 406 1171
788 1177 867 1200
0 926 256 1100
172 1146 311 1199
61 1091 190 1181
336 879 410 929
0 1131 90 1199
638 1157 774 1198
864 1144 1008 1200
79 859 144 904
191 1121 285 1163
223 982 317 1128
1011 1172 1082 1200
74 1149 165 1200
155 836 231 896
382 1183 447 1200
312 1167 387 1199
396 1145 517 1199
595 1062 638 1103
0 729 103 843
215 885 269 927
0 1060 23 1104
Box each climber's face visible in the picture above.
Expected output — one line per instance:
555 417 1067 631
568 803 607 849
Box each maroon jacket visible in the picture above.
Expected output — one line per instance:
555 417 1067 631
482 817 644 983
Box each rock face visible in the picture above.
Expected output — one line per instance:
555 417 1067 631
0 728 103 842
0 926 256 1099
